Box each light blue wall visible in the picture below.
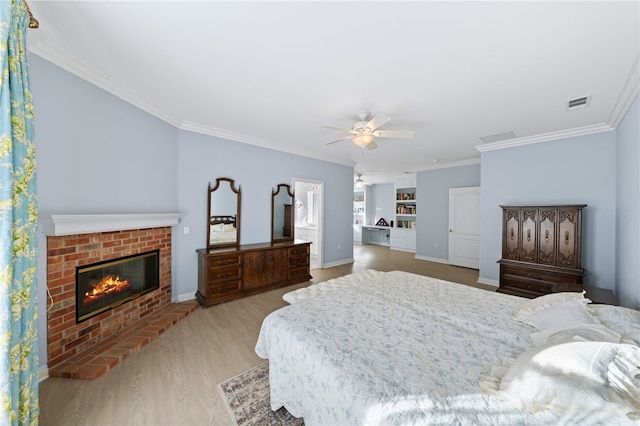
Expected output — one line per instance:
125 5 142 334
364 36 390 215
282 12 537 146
369 183 394 225
29 55 354 368
31 55 179 212
479 132 617 292
615 96 640 309
415 164 480 262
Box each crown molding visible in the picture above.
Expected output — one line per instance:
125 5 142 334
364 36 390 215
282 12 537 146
28 41 181 128
179 121 355 167
416 157 481 171
475 123 613 153
608 51 640 129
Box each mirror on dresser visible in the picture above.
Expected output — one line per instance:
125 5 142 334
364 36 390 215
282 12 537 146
271 183 294 243
207 177 241 249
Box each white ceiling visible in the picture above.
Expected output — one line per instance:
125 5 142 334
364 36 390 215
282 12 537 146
27 1 639 184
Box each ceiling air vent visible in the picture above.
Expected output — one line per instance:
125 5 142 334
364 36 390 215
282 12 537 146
566 95 591 111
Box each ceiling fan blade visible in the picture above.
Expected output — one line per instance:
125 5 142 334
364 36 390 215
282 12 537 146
325 136 352 145
366 114 391 131
374 130 415 139
366 140 378 150
321 125 356 133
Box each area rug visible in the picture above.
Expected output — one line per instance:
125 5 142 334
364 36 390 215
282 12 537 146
219 362 305 426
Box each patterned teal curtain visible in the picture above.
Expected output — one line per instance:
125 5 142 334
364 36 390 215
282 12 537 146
0 0 39 424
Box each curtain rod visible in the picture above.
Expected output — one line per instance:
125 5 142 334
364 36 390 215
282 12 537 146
21 0 39 28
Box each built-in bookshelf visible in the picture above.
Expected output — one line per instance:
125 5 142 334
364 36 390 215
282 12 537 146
391 179 417 252
394 188 416 228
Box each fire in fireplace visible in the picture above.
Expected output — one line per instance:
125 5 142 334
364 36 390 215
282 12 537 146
76 250 160 322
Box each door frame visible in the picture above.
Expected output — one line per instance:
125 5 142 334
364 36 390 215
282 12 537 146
292 177 324 269
448 186 481 269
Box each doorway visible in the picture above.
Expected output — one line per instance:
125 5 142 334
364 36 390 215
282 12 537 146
293 178 324 270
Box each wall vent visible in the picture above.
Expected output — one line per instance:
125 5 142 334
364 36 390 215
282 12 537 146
566 95 591 111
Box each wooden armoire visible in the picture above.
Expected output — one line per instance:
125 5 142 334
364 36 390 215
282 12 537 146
497 204 586 298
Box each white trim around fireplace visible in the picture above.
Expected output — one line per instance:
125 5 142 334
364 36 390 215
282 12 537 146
42 213 183 236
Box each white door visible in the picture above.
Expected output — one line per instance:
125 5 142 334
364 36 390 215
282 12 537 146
448 187 480 269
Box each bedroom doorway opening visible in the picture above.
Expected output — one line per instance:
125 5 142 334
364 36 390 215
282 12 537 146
293 178 323 270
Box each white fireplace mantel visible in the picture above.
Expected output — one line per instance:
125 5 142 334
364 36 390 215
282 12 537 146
42 213 183 236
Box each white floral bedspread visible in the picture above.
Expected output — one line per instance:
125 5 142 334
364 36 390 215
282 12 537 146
255 270 567 425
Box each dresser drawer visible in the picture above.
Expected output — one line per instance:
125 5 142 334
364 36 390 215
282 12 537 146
289 266 310 281
208 265 242 282
208 279 242 294
207 253 242 268
288 245 309 257
289 256 309 267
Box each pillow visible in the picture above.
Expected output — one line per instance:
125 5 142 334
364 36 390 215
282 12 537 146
588 304 640 346
515 291 589 324
530 323 622 347
210 223 224 232
528 299 599 331
499 341 640 419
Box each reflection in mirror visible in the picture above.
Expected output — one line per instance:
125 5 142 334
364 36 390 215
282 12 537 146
272 183 294 243
207 177 241 249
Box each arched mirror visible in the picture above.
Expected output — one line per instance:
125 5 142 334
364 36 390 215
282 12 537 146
272 183 294 243
207 177 241 249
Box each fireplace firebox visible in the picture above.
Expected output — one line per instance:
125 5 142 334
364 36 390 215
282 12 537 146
76 250 160 323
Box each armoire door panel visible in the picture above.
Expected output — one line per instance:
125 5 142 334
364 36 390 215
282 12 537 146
503 211 520 260
521 209 537 263
558 215 578 267
538 209 556 265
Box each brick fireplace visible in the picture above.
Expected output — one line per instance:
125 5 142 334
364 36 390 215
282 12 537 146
44 214 197 379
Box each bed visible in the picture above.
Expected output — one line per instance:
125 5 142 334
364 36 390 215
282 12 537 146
255 270 640 425
208 215 237 244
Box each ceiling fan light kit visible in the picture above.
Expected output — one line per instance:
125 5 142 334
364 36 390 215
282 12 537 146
323 111 415 149
352 133 375 147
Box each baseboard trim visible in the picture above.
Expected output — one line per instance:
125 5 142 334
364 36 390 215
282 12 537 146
414 255 449 264
478 277 499 287
174 292 197 302
322 258 354 268
39 365 49 382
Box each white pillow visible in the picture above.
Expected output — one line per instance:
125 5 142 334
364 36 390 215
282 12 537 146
210 223 224 232
515 291 588 324
530 323 622 347
528 299 599 331
499 341 640 419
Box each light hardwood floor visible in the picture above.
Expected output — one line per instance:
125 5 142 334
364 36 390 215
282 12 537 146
39 244 492 426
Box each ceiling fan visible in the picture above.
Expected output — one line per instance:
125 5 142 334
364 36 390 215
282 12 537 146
323 111 415 149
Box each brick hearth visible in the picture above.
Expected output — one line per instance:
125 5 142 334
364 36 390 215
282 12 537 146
46 224 195 380
49 300 197 379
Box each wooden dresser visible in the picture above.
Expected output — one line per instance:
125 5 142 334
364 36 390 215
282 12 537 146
196 240 311 307
497 204 586 298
